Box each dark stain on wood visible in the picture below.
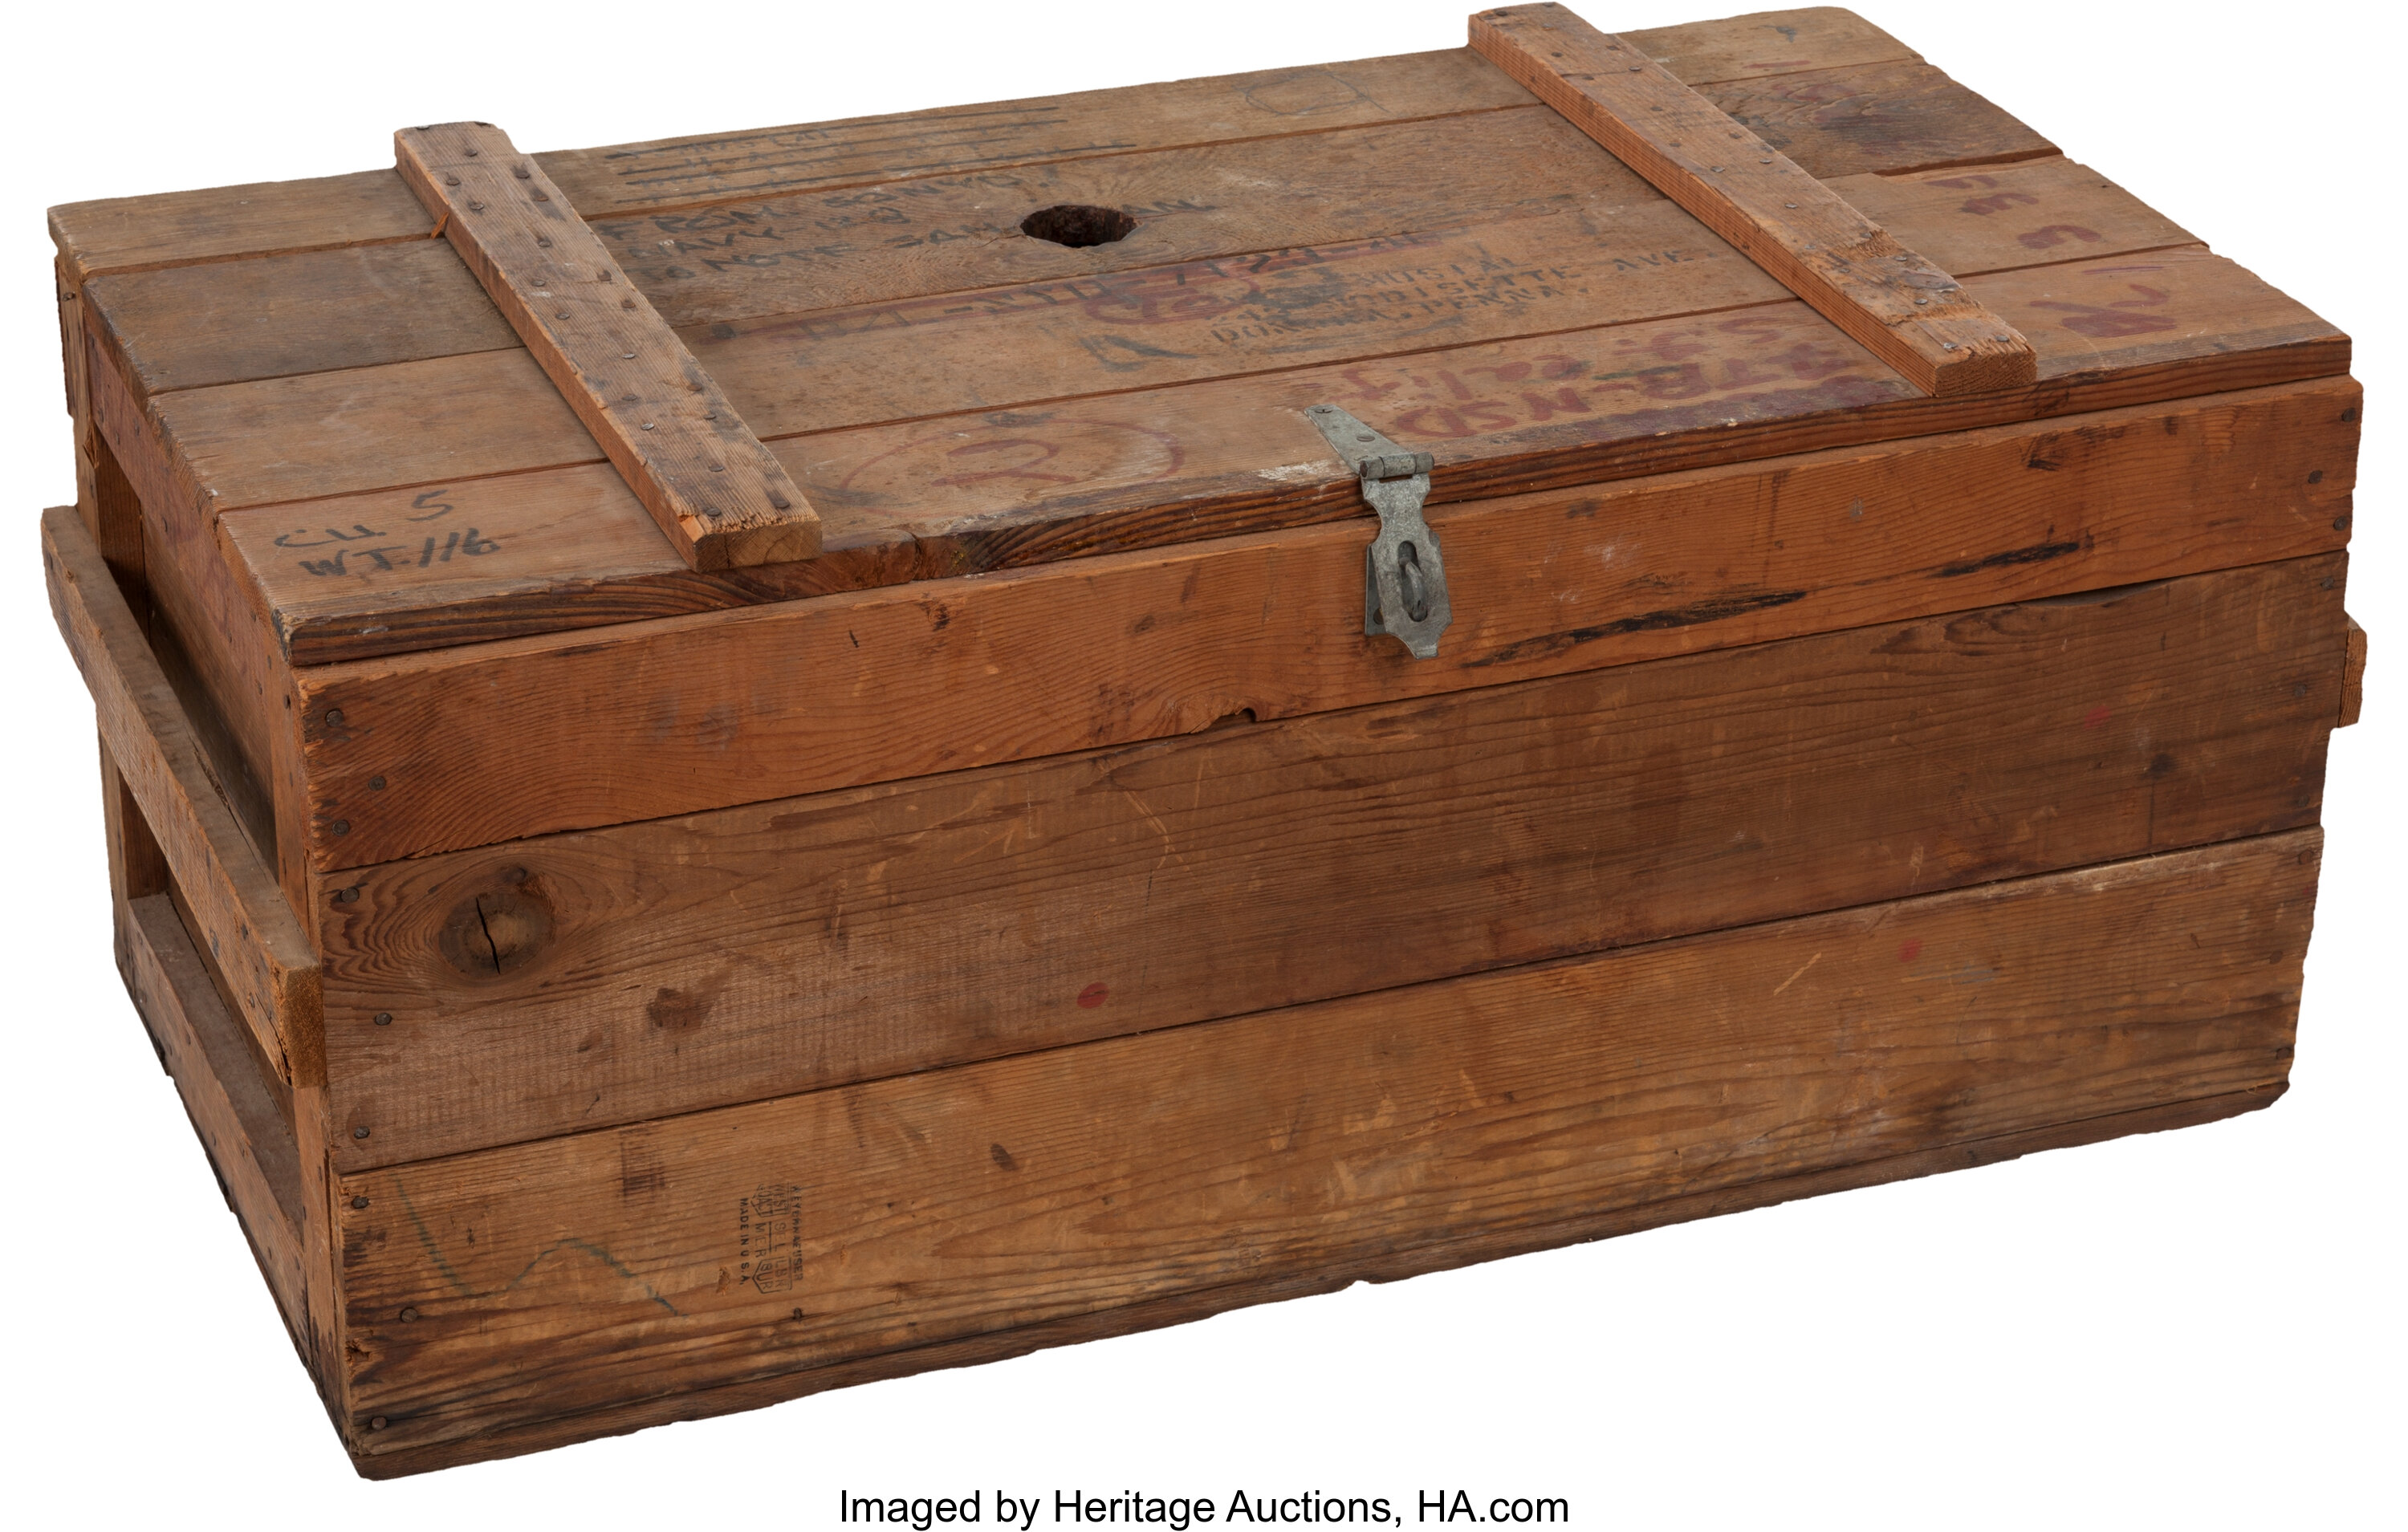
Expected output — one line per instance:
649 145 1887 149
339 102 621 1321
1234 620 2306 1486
1935 538 2087 578
1467 588 1808 667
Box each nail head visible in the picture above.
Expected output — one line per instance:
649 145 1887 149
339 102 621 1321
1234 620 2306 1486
331 819 351 836
352 1126 370 1139
374 1012 393 1026
352 1196 368 1209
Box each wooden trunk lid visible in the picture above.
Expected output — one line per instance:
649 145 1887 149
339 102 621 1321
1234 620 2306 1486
53 6 2344 669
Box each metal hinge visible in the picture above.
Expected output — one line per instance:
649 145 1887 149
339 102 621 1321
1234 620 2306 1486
1306 404 1450 659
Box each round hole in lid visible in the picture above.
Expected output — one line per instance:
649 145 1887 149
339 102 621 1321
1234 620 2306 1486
1019 204 1137 248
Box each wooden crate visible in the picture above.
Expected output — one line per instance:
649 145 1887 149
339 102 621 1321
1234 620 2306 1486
39 3 2365 1476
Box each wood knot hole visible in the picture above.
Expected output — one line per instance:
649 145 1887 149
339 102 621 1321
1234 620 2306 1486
1019 204 1137 248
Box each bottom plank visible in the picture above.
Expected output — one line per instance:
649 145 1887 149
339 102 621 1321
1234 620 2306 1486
337 831 2320 1469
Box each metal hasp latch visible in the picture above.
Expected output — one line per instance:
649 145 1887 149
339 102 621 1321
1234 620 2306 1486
1306 404 1451 659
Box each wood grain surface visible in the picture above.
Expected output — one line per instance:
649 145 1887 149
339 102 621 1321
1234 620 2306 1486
2341 616 2367 728
1471 6 2031 395
123 894 310 1340
318 555 2345 1165
163 243 2341 674
1627 6 1917 85
1829 158 2194 276
291 382 2357 870
83 327 314 917
332 830 2319 1460
394 124 819 570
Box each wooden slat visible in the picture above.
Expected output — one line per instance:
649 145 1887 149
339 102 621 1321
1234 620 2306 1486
1625 6 1916 85
322 554 2345 1165
1688 57 2053 180
1828 159 2197 278
2341 616 2367 728
335 831 2316 1457
288 380 2357 874
121 894 310 1335
354 1086 2280 1477
41 506 322 1085
393 124 818 571
1471 5 2032 396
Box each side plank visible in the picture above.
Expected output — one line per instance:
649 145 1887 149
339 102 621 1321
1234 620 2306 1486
334 831 2317 1463
319 554 2347 1167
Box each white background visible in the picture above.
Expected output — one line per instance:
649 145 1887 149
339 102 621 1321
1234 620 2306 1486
1 2 2396 1526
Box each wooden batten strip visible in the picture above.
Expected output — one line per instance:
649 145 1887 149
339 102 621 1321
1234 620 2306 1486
2341 616 2367 728
393 124 819 571
121 894 311 1332
1470 5 2035 397
41 507 323 1086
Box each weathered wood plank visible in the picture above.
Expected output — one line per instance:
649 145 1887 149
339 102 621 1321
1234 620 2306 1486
320 555 2345 1164
1625 6 1916 85
89 240 516 395
1691 55 2054 178
48 169 434 285
41 506 323 1086
1472 6 2031 395
1829 159 2195 276
351 1083 2284 1477
334 831 2317 1457
394 124 818 571
291 382 2356 872
122 894 310 1335
2341 616 2367 728
536 49 1539 217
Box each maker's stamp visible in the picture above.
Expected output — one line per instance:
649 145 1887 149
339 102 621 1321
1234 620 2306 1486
738 1183 800 1294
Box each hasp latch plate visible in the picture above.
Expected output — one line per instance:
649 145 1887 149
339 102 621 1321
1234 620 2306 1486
1306 404 1450 660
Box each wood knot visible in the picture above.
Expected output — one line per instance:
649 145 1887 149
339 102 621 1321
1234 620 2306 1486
436 876 554 979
